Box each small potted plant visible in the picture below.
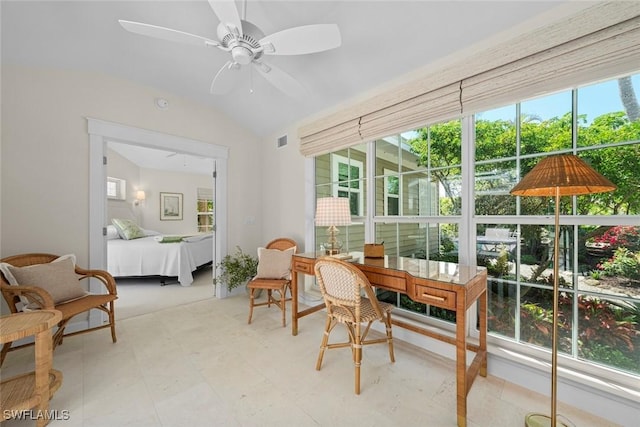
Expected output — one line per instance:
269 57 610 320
213 246 259 292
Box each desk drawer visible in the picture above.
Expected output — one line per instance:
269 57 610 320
293 259 314 274
413 286 456 310
364 272 406 292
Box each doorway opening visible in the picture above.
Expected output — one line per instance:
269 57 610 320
88 118 229 324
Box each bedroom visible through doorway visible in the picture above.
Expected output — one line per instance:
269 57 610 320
88 118 229 324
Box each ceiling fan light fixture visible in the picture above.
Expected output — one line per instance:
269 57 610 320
231 46 253 65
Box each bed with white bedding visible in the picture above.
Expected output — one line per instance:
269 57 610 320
107 229 213 287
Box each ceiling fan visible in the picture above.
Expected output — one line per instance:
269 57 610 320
118 0 341 97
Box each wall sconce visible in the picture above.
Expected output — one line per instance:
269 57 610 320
133 190 146 206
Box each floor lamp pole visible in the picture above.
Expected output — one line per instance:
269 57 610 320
551 187 560 427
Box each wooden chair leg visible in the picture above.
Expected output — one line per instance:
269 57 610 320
248 288 255 324
0 341 11 367
109 301 117 343
280 290 287 327
385 313 395 363
52 320 69 348
354 324 362 395
316 316 332 371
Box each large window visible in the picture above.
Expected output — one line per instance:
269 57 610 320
476 74 640 376
314 72 640 377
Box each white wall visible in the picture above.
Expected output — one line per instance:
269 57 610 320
0 65 264 268
138 167 212 235
256 126 307 249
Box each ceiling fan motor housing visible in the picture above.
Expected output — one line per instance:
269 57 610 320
218 20 265 64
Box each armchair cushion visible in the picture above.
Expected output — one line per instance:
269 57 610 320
1 255 87 305
255 246 296 279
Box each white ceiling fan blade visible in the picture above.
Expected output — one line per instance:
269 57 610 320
119 20 219 47
253 61 306 98
259 24 341 55
210 60 241 95
208 0 243 35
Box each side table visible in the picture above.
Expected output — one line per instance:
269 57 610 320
1 310 63 427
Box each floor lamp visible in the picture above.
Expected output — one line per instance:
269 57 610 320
510 154 616 427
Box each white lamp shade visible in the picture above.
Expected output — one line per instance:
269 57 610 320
136 190 146 201
315 197 351 226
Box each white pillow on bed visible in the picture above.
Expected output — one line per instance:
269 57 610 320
106 225 120 240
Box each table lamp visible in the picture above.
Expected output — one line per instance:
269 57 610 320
510 154 616 427
315 197 352 255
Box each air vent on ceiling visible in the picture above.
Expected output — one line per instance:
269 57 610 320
277 135 288 148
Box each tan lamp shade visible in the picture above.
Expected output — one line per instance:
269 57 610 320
510 154 616 196
315 197 352 226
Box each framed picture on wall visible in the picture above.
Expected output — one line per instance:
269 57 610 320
160 192 183 221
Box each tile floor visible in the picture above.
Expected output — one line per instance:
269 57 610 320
1 294 620 427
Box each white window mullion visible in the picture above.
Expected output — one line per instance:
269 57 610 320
365 140 376 242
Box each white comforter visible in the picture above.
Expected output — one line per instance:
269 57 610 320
107 233 213 286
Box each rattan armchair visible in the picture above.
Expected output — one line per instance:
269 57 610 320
314 257 395 394
247 238 297 327
0 253 117 366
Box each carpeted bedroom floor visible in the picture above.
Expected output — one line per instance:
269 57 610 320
114 265 215 320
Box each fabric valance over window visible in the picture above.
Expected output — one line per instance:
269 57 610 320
299 2 640 157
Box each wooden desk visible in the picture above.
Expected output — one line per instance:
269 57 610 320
291 253 487 427
1 310 63 427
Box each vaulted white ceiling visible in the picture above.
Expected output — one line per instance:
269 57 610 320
2 0 593 140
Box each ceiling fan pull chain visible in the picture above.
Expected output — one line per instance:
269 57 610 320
249 65 254 94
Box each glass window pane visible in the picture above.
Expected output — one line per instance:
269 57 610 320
577 74 640 148
475 160 517 215
577 146 640 216
375 222 398 255
488 281 517 339
403 172 430 216
433 168 462 216
475 104 517 160
516 224 573 289
343 222 365 253
427 120 462 169
315 153 331 185
476 224 518 269
520 286 573 355
577 295 640 375
376 136 400 176
399 131 426 172
517 224 553 282
580 225 640 297
520 91 572 156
